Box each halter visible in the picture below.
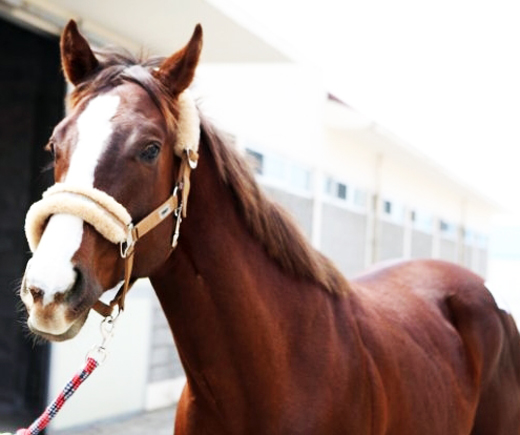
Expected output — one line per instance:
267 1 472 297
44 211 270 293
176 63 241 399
24 90 200 317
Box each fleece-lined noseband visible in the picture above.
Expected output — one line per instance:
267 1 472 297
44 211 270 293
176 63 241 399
24 90 200 316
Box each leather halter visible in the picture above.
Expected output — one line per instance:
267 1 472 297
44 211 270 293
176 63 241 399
92 149 198 317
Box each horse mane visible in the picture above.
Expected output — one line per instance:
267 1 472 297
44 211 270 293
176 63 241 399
67 48 351 296
200 118 351 296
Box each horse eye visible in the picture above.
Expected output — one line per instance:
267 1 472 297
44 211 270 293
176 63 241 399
139 142 161 163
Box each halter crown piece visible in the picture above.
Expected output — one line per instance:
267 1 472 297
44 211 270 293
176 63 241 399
24 89 200 317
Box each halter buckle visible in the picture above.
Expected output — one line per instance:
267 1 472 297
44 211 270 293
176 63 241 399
172 204 183 248
120 223 136 258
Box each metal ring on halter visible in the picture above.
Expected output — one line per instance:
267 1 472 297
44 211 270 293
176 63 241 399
172 204 183 248
100 315 117 344
186 149 198 169
120 223 136 258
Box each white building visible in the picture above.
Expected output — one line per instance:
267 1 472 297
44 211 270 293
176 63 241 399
0 1 499 431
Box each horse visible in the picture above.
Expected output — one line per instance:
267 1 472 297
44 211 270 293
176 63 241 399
18 20 520 434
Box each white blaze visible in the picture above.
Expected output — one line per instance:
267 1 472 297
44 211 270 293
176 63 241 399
26 95 120 307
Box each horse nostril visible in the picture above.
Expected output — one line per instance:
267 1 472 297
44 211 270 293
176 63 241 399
29 286 44 303
73 267 83 289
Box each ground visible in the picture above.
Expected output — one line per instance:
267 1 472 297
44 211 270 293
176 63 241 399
52 406 175 435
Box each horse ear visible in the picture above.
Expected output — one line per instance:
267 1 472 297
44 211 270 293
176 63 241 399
154 24 203 96
60 20 99 85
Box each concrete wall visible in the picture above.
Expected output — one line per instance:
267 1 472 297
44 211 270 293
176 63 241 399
379 221 405 262
148 299 183 383
478 248 488 276
440 239 458 263
144 295 186 411
263 186 314 240
411 231 433 259
320 204 367 277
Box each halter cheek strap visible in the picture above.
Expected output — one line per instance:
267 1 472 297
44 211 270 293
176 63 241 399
94 157 190 317
24 90 200 318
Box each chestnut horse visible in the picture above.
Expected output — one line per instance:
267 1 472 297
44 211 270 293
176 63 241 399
19 20 520 434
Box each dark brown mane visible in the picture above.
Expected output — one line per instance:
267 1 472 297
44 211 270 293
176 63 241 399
68 48 350 296
200 118 351 296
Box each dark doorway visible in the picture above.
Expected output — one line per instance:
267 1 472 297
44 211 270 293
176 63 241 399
0 17 65 430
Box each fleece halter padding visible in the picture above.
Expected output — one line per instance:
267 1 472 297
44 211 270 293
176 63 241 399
25 184 132 253
24 89 200 254
175 90 200 159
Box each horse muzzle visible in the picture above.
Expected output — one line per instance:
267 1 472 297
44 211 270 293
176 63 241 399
20 260 95 341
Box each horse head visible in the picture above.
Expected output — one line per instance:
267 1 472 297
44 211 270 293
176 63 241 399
19 20 202 341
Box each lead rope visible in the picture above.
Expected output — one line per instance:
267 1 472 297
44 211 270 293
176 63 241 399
1 314 119 435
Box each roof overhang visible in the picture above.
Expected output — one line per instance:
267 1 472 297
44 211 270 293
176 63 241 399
0 0 294 62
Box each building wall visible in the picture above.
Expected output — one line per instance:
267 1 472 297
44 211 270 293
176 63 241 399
148 299 184 383
144 295 186 412
440 239 458 263
478 248 488 277
320 204 367 277
263 186 314 240
379 221 405 262
411 231 433 259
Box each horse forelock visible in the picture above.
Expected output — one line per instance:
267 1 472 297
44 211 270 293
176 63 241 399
68 49 178 136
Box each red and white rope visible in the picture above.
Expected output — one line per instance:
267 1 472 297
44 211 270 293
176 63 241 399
14 357 100 435
1 315 118 435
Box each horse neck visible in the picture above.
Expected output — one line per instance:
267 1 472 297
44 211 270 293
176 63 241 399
150 136 288 355
149 134 363 415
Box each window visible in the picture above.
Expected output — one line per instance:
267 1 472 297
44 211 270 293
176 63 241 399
289 164 312 191
324 176 368 211
411 210 433 234
382 198 404 223
324 177 348 201
464 229 488 248
383 200 392 215
464 228 473 245
245 149 263 175
439 219 457 239
324 178 334 197
264 154 285 180
337 183 347 200
246 147 312 193
353 189 367 208
475 233 488 249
